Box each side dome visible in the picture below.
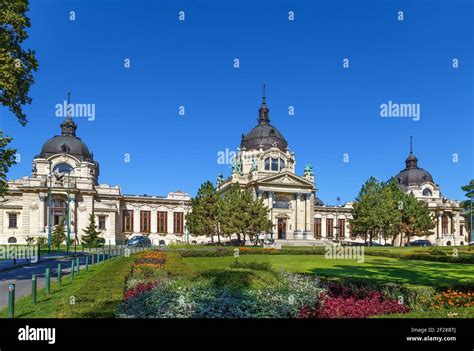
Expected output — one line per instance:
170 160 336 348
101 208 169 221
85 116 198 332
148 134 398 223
240 96 288 152
395 153 434 186
37 118 94 162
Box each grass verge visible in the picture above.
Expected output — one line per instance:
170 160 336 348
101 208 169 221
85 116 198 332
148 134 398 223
0 255 135 318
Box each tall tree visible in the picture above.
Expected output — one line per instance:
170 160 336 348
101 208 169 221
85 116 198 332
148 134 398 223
461 179 474 241
0 0 39 125
349 177 383 244
0 0 39 196
0 132 16 194
351 177 436 246
186 181 222 243
219 183 271 245
82 213 102 245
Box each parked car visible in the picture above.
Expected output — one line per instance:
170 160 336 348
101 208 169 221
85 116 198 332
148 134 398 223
405 239 432 247
365 241 384 246
126 235 152 247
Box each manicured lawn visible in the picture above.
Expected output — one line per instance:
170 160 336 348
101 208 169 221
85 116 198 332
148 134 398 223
182 254 474 288
0 255 135 318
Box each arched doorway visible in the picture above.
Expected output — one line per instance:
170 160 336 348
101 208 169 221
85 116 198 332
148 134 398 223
277 218 287 239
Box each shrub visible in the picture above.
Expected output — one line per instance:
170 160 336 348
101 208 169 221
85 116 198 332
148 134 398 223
229 260 273 272
116 272 324 318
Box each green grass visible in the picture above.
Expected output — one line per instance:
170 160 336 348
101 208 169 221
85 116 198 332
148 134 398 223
374 306 474 318
182 254 474 289
0 256 135 318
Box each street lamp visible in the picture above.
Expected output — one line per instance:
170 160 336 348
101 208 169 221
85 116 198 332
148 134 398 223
66 172 71 254
47 169 53 254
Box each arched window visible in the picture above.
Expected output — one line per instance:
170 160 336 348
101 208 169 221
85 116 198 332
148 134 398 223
422 188 432 197
8 237 17 244
53 163 74 175
264 157 286 172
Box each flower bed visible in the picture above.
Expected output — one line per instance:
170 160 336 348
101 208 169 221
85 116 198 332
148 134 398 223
299 283 410 318
424 290 474 309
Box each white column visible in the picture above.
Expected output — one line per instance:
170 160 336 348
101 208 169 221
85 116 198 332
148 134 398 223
69 194 76 239
38 194 46 234
304 193 313 239
294 193 302 239
133 207 140 233
321 216 327 238
167 210 174 234
436 212 442 244
151 209 157 234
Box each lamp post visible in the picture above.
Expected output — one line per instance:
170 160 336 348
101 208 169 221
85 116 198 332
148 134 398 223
66 172 71 254
47 172 53 254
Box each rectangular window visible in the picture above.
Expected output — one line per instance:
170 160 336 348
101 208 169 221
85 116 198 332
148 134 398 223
326 218 333 238
157 211 168 233
264 158 270 170
338 219 345 238
141 211 151 233
98 216 106 230
442 215 449 235
174 212 184 234
314 218 321 238
8 213 17 228
123 210 133 233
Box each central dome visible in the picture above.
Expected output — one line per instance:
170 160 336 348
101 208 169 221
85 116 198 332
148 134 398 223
37 118 94 162
395 153 434 186
240 96 288 152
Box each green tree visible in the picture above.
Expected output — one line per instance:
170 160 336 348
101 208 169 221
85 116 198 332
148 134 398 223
51 223 66 247
219 184 245 243
351 177 436 246
186 181 222 243
0 0 39 196
0 0 39 125
461 179 474 240
0 132 16 195
81 213 102 245
349 177 383 244
219 183 271 245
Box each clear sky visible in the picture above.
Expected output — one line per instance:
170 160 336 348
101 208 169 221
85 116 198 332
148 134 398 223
1 0 472 203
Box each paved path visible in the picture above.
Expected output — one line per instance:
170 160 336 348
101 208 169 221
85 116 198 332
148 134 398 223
0 253 112 308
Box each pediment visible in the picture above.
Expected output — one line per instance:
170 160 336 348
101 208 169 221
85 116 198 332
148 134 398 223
0 198 23 208
258 172 314 188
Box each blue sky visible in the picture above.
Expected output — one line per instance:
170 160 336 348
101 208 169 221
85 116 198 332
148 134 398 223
1 0 472 203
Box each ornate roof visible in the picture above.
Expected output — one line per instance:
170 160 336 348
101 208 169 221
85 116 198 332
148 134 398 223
395 151 434 186
37 118 94 162
240 95 288 152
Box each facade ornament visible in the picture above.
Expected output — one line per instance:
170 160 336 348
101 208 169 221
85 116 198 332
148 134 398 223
216 174 224 186
231 158 243 176
303 164 314 177
249 159 258 173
